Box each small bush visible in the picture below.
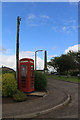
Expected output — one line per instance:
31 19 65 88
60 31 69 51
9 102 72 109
2 70 16 78
13 90 27 102
2 73 17 97
69 70 79 76
34 71 47 91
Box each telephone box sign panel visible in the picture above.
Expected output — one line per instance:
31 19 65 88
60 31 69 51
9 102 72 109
30 61 34 63
19 58 34 93
21 60 28 63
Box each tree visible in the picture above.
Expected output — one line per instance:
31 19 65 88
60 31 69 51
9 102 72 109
48 54 77 75
67 50 80 72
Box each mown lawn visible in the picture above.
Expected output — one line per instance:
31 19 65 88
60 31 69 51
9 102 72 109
47 75 80 83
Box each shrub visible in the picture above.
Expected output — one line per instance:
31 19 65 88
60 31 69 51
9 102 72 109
2 70 16 78
2 73 17 97
34 71 47 91
13 90 27 102
69 70 79 76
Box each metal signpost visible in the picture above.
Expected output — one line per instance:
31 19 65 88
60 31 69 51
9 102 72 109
35 50 43 70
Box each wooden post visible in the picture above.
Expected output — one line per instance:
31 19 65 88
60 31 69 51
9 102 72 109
44 50 47 73
16 16 21 89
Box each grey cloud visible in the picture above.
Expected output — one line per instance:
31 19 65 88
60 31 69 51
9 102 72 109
0 46 7 53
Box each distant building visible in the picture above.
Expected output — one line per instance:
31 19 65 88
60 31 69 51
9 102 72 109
0 66 15 74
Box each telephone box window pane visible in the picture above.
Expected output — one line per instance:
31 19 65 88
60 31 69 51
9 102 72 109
21 65 27 82
31 65 34 88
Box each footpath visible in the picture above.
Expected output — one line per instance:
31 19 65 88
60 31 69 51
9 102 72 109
2 81 71 119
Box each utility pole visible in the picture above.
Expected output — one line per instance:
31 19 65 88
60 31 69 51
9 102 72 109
44 50 47 73
16 16 21 88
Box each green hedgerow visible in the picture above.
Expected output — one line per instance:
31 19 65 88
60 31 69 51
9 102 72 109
13 90 27 102
2 73 17 97
34 71 47 91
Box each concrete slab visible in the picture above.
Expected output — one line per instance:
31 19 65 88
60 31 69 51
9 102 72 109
27 91 47 97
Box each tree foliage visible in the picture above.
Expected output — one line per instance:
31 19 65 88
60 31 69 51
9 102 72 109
48 51 80 75
67 51 80 71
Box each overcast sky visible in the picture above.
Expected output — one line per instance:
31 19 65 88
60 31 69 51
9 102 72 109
1 2 79 70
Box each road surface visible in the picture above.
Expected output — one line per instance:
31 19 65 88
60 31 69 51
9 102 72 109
35 77 79 118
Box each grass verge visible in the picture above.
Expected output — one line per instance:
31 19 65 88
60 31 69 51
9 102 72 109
47 75 80 83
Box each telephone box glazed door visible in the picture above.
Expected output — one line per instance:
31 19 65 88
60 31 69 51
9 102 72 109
19 63 28 92
20 64 27 90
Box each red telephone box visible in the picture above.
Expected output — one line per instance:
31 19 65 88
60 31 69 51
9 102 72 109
19 58 34 92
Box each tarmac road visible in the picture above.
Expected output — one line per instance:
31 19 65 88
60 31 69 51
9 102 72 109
2 77 79 119
2 77 68 118
35 77 79 118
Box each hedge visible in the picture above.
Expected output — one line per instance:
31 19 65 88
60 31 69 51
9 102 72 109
34 71 47 91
